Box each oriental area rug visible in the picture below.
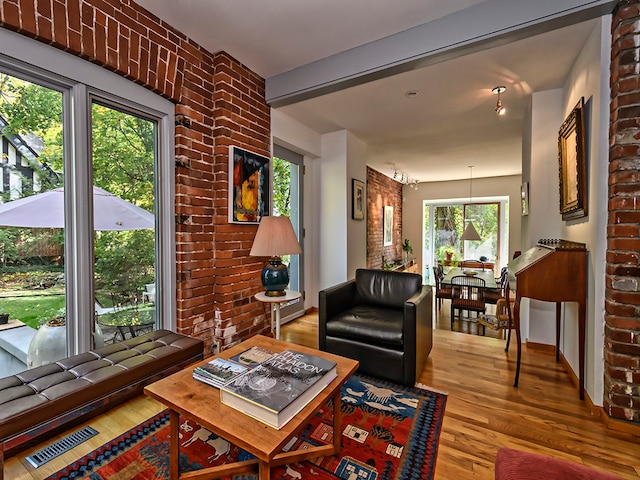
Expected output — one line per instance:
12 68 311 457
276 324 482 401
48 374 447 480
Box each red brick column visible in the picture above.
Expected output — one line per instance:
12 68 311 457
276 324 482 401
606 0 640 425
366 167 403 269
0 0 271 354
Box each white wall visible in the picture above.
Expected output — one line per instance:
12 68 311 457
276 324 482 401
272 114 369 307
560 16 610 405
402 175 522 279
346 133 368 276
522 17 609 405
271 109 321 311
526 89 564 346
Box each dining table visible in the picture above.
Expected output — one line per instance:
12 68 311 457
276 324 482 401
97 306 156 343
441 267 498 289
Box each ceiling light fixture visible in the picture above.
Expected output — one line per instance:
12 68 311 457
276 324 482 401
391 164 419 190
461 166 481 241
492 86 506 116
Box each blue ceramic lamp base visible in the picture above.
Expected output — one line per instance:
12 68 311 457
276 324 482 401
261 257 289 297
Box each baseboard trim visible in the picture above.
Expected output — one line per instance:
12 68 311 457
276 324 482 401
524 340 555 354
557 352 640 437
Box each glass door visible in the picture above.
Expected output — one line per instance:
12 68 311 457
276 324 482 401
90 101 157 344
272 145 304 321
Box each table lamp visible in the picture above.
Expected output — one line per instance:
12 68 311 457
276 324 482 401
250 216 302 296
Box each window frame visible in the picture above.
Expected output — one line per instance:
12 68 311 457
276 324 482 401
0 27 176 355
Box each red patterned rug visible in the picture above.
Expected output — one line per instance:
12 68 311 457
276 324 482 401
48 374 446 480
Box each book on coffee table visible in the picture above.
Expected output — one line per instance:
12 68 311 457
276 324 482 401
220 349 337 429
193 358 248 388
230 345 275 368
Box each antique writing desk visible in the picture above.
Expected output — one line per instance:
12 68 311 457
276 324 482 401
507 239 587 399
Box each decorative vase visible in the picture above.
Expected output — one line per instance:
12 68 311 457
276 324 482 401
27 319 104 367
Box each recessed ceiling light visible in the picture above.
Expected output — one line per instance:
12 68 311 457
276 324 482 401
405 90 419 98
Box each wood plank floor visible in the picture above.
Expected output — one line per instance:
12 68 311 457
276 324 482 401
6 308 640 479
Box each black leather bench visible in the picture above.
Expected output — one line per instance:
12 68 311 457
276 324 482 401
0 329 203 478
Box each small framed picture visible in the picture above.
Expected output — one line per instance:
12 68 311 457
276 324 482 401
352 179 365 220
383 205 393 246
228 146 270 224
521 182 529 216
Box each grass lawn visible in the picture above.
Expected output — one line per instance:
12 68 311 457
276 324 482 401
0 294 65 329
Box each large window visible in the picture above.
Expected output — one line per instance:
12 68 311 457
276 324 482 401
423 198 509 284
0 28 174 370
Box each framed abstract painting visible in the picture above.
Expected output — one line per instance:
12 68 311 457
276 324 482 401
229 146 270 223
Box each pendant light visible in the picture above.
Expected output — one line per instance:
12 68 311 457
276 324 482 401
493 86 506 115
461 166 481 241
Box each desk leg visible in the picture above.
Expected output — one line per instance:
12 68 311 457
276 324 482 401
274 303 281 340
578 300 586 400
513 295 522 388
555 303 561 362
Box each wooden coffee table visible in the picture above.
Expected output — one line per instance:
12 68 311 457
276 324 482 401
144 334 359 480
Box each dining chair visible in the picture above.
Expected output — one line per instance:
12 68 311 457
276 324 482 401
433 266 453 311
450 275 486 328
485 266 509 305
478 296 515 351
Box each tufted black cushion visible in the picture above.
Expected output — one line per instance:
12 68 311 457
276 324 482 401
0 329 203 452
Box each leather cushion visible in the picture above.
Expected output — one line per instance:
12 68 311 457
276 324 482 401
355 268 421 309
0 329 203 440
325 305 404 347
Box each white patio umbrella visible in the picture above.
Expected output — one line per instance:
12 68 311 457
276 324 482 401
0 186 154 230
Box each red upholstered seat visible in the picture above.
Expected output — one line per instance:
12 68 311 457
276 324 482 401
495 448 624 480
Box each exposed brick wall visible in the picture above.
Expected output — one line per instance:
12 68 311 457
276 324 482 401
366 167 403 269
606 0 640 425
0 0 271 355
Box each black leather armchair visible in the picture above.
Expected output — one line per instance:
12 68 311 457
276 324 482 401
319 268 432 386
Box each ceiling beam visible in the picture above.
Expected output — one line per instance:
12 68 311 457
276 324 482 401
266 0 616 107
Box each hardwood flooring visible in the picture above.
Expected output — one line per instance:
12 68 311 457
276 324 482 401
6 307 640 479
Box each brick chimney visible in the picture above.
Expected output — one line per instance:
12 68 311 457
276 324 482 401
605 0 640 425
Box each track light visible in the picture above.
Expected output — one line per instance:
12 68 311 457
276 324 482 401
391 164 419 190
492 86 506 116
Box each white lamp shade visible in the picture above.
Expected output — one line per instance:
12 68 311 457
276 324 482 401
249 216 302 257
461 221 481 241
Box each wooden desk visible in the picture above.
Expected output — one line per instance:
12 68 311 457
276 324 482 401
144 335 359 480
507 239 587 399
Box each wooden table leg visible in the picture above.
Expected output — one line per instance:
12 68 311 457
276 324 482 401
259 460 271 479
170 410 179 480
332 389 342 453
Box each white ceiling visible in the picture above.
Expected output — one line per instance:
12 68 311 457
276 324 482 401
135 0 600 182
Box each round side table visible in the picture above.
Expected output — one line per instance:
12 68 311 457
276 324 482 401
254 290 301 339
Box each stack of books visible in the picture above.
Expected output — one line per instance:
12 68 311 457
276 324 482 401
193 358 248 388
192 345 276 388
220 349 337 429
